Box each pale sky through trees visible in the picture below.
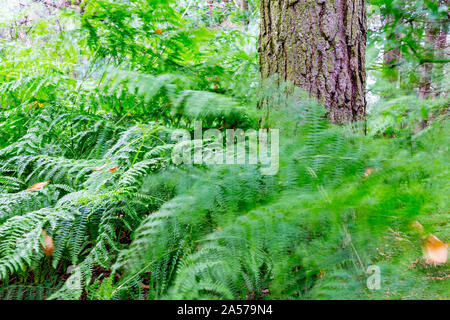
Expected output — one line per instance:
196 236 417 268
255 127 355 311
0 0 53 23
0 0 24 23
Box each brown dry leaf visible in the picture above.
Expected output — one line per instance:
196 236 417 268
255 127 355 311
364 168 374 178
138 283 150 289
25 181 49 192
109 166 119 173
41 230 55 257
423 234 448 266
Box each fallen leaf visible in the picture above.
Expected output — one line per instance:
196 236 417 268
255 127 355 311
139 283 150 289
109 167 119 172
26 181 49 192
423 234 448 266
41 230 54 257
364 168 374 178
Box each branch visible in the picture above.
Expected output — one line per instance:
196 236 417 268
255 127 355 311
405 39 450 65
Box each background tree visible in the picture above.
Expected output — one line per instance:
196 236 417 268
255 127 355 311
380 2 402 83
369 0 449 99
259 0 367 123
240 0 249 11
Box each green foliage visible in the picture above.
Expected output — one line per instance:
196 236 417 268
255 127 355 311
367 0 449 96
0 0 447 300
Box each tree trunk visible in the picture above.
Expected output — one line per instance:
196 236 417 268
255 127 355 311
381 12 401 83
430 22 448 98
434 0 449 98
418 19 447 128
419 26 435 100
259 0 367 123
240 0 249 11
418 0 448 99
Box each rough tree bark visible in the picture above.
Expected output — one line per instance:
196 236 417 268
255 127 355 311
259 0 367 123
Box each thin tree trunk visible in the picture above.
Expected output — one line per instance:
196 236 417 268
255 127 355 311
418 18 448 128
418 0 449 99
419 24 438 100
431 23 448 98
259 0 367 123
240 0 249 11
381 13 401 83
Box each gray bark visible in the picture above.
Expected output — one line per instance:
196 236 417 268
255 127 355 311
259 0 367 123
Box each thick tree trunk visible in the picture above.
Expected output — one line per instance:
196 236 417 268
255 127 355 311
259 0 367 123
